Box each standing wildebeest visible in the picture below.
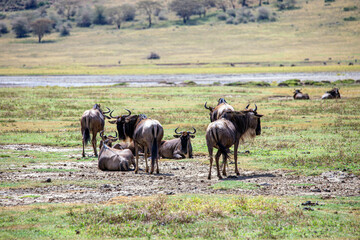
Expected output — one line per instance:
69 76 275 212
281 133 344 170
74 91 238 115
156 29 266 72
159 127 196 159
322 88 341 99
206 105 263 180
81 104 111 157
98 131 135 171
293 89 310 100
204 98 235 122
109 109 164 174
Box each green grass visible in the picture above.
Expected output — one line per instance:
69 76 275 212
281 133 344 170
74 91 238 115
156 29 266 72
0 84 359 176
211 181 259 190
0 195 359 239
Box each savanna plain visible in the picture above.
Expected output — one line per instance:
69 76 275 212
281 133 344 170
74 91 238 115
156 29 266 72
1 0 360 239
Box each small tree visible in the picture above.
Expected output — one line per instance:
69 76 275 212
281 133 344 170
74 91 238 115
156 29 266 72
76 7 92 27
137 0 161 28
169 0 202 24
0 22 8 34
11 17 31 38
31 18 52 43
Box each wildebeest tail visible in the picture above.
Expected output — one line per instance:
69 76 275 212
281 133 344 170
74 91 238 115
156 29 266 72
151 125 158 169
211 128 229 161
82 116 90 145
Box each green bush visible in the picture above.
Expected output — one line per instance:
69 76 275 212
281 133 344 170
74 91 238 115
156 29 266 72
280 79 302 86
217 13 227 20
0 22 8 34
344 16 356 21
343 6 357 11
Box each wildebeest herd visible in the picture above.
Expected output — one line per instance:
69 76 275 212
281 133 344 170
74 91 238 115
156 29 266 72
81 88 341 180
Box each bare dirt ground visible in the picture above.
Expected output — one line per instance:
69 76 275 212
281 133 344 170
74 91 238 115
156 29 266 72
0 145 359 206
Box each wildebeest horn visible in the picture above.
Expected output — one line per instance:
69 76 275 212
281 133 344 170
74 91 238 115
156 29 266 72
110 110 119 119
254 104 257 112
204 102 210 110
124 109 131 117
108 132 118 139
174 127 181 134
103 107 111 114
189 127 196 134
245 104 250 109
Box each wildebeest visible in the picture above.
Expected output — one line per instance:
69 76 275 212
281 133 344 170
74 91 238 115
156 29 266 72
98 131 135 171
109 109 164 174
293 89 310 100
159 127 196 159
80 104 111 157
204 98 235 122
206 105 263 179
322 88 341 99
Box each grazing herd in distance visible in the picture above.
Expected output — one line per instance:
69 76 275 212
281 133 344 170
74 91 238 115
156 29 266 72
293 88 341 100
80 87 342 179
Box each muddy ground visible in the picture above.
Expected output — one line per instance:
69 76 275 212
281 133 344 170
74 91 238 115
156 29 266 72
0 145 359 206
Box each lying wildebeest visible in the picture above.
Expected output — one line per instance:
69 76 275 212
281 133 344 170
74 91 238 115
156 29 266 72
206 105 263 179
80 104 111 157
98 131 135 171
159 127 196 159
322 88 341 99
109 109 164 174
293 89 310 100
204 98 234 122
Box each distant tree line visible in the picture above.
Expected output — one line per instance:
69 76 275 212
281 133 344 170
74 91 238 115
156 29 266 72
0 0 299 42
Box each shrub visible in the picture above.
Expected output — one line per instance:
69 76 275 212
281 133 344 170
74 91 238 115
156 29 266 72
122 4 136 21
77 8 92 27
0 22 8 34
237 8 255 23
226 9 236 17
343 6 357 11
11 17 30 38
344 16 356 21
226 17 235 24
280 79 301 86
158 10 168 20
93 5 108 25
257 7 270 21
25 0 38 9
277 0 297 10
0 13 6 20
324 0 335 2
217 13 227 20
59 25 70 36
147 52 160 59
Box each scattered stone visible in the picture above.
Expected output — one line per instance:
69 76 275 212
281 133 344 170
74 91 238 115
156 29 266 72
46 178 51 183
301 201 319 206
166 192 175 195
22 165 27 168
75 230 80 234
303 207 314 211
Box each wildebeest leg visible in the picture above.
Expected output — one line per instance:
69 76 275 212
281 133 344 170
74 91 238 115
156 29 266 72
82 133 85 158
92 132 98 157
234 141 240 175
208 146 213 180
222 153 227 176
215 150 222 179
134 144 139 174
144 146 149 173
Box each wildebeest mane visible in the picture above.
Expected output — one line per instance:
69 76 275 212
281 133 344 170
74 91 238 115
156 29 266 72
124 115 140 139
222 111 250 136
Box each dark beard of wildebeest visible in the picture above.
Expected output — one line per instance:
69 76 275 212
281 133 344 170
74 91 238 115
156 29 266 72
204 98 235 122
97 130 135 171
159 127 196 159
109 109 164 174
206 105 263 180
293 89 310 100
80 104 111 157
322 88 341 99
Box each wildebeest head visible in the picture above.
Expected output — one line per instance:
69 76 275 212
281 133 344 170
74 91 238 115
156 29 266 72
327 88 341 98
99 130 118 149
173 127 196 154
93 104 112 119
108 109 132 140
224 104 263 137
204 98 233 122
